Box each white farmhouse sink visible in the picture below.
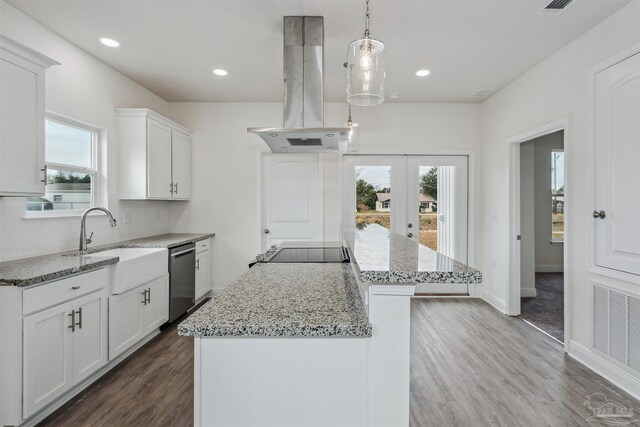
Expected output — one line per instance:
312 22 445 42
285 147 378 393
97 248 168 294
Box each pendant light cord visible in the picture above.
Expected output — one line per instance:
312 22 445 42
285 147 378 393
363 0 371 38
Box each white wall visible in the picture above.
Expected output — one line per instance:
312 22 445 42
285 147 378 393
532 132 564 272
168 102 481 290
480 0 640 350
0 1 174 261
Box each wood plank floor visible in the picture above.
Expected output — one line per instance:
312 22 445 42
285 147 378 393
38 299 639 426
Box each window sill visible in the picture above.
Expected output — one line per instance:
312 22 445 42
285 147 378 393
549 240 564 246
23 211 98 220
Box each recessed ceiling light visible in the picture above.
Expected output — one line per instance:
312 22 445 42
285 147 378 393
416 69 430 77
213 69 228 76
99 37 120 48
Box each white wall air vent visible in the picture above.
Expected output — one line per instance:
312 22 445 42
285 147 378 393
471 88 495 98
592 283 640 374
539 0 575 15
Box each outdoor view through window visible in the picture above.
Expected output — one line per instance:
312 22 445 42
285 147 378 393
26 118 96 213
551 150 564 240
355 165 439 251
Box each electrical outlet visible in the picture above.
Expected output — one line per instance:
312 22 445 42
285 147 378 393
124 211 132 224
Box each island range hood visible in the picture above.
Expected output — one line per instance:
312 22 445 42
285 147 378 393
248 16 350 153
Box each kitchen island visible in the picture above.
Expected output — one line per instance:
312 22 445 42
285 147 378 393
179 225 481 427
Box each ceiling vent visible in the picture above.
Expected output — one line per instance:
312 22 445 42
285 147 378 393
539 0 575 14
471 88 494 98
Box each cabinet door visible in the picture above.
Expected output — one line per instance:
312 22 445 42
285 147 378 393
72 291 108 383
171 130 191 200
23 301 73 418
195 250 211 300
147 118 173 199
108 287 144 360
142 276 169 334
0 50 45 196
594 52 640 276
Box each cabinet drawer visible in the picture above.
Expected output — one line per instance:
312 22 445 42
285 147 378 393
23 268 108 315
196 239 210 253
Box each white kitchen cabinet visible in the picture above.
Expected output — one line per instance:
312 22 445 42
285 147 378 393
23 289 108 419
0 36 58 196
116 109 192 200
109 274 169 360
195 240 212 300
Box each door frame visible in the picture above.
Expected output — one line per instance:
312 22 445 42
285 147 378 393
506 117 570 351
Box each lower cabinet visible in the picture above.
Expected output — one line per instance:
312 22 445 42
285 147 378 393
23 290 108 418
109 275 168 360
195 246 211 300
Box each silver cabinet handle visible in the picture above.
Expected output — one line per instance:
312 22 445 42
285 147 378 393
147 288 151 304
75 307 82 330
68 310 76 332
71 286 80 290
264 229 271 235
407 233 413 238
142 289 148 305
169 183 174 195
40 165 48 185
170 247 195 257
593 210 606 219
196 258 200 270
174 183 178 194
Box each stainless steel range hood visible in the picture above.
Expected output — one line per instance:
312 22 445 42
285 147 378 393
248 16 350 153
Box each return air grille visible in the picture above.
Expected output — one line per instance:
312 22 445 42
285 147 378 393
592 283 640 374
545 0 574 10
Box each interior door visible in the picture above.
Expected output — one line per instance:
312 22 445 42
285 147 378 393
406 156 468 263
147 118 172 199
594 52 640 276
171 129 191 200
262 154 323 250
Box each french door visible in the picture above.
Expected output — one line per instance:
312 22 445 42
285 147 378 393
342 154 469 263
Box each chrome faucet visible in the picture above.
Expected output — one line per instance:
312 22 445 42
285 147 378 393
79 207 117 253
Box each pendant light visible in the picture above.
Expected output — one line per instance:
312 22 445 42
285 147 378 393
346 0 385 106
344 104 360 151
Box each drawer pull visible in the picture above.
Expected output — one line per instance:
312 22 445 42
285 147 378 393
68 310 76 332
71 286 80 290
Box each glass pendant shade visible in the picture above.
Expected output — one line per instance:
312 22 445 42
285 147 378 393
346 38 385 106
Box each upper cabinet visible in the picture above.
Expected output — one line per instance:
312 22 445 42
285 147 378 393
116 108 191 200
0 36 58 197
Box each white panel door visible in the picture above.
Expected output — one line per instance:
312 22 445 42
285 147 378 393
23 301 73 418
0 50 45 196
147 118 172 199
171 129 191 200
108 287 144 360
594 52 640 276
72 291 108 383
262 154 323 250
142 276 169 334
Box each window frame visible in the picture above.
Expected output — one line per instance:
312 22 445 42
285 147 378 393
550 149 565 243
25 113 99 218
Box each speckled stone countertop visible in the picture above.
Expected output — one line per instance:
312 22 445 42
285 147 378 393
0 232 214 287
178 263 372 338
344 224 482 284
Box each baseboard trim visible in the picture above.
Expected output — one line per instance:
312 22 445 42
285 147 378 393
521 287 538 298
482 291 506 313
568 340 640 401
536 265 564 273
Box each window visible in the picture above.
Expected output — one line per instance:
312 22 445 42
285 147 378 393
383 201 390 209
26 116 97 214
551 150 564 241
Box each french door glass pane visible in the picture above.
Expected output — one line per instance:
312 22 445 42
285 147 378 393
355 165 391 231
418 166 438 251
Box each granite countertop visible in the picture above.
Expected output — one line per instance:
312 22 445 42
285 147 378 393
0 232 214 287
344 224 482 284
178 263 372 338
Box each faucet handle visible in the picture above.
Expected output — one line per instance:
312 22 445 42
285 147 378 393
86 231 94 245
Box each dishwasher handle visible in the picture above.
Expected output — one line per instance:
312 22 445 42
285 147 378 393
170 247 195 257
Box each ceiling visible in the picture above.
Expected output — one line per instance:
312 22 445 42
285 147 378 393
9 0 630 103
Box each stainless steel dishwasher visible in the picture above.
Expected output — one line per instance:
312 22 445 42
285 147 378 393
168 242 196 323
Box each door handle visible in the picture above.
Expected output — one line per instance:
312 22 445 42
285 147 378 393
68 310 76 332
407 233 413 238
593 210 606 219
407 223 413 228
264 229 271 235
40 165 48 185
